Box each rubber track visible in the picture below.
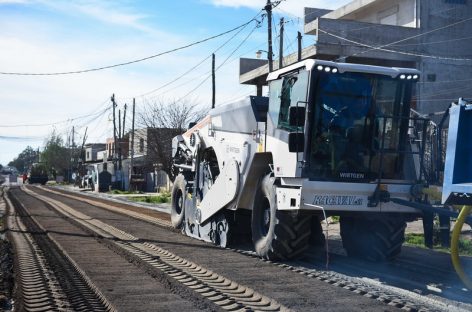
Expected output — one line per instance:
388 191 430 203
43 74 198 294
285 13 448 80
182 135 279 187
6 190 116 312
25 187 292 312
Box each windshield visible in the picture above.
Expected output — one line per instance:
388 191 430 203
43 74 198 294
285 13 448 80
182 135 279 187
307 71 412 182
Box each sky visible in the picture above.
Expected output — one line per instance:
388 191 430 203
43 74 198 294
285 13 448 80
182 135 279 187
0 0 351 166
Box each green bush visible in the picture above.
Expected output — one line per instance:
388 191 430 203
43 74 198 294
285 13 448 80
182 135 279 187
405 233 472 256
110 190 142 195
128 193 171 204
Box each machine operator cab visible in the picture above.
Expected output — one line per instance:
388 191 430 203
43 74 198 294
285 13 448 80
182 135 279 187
265 59 421 186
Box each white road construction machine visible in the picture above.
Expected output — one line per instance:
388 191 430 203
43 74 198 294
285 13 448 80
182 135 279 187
171 59 427 261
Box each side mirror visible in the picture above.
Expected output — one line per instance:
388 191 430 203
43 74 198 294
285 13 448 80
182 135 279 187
288 132 304 153
289 106 306 127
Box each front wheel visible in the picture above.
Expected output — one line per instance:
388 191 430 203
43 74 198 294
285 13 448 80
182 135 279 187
251 174 311 260
171 174 186 229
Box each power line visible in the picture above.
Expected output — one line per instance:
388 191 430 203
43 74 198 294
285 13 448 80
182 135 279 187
334 15 472 60
135 13 262 98
173 24 260 104
0 102 110 128
418 77 472 84
317 28 472 62
0 135 44 141
0 18 259 76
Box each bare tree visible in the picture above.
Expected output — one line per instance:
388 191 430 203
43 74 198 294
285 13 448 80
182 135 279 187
140 98 208 131
136 98 208 177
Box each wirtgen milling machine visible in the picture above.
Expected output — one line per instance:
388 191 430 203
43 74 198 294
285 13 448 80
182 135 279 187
171 59 426 261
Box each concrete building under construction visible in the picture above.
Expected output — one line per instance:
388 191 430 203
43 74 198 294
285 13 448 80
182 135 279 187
240 0 472 115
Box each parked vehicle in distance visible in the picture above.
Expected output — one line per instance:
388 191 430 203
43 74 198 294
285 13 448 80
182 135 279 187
28 163 49 185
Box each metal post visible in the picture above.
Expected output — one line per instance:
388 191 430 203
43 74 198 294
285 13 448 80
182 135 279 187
122 104 127 138
111 94 117 171
118 109 122 171
279 17 284 69
297 31 302 61
265 0 273 72
212 53 216 109
129 98 135 191
256 84 263 97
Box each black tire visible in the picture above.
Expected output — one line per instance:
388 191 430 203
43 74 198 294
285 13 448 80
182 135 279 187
309 216 326 247
251 174 311 260
340 215 406 261
171 174 186 229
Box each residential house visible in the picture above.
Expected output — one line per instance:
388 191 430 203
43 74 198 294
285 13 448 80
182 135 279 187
84 143 106 163
240 0 472 115
129 127 181 192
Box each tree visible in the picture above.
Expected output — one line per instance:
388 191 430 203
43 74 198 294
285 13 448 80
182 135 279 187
41 131 69 178
137 98 208 176
8 146 40 173
140 98 208 131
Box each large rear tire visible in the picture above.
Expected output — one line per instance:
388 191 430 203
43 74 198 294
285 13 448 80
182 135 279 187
340 215 406 261
251 174 311 260
171 174 186 229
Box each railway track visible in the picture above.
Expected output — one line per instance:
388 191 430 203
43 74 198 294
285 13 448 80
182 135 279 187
42 186 472 311
4 191 115 312
5 185 472 311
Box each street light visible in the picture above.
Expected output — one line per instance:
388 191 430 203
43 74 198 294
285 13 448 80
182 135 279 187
255 50 274 59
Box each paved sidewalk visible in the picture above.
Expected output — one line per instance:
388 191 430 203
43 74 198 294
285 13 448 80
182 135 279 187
50 184 171 214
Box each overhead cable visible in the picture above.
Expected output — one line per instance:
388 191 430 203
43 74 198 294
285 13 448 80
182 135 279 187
317 28 472 62
331 15 472 61
0 103 110 128
0 18 259 76
136 12 262 98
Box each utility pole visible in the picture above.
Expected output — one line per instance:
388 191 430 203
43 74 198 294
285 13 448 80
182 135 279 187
122 104 127 138
265 0 273 72
118 109 122 171
279 17 284 69
212 53 216 109
129 98 136 191
71 126 75 183
297 31 302 61
72 126 75 147
121 103 127 191
68 129 71 183
79 127 88 181
111 94 117 171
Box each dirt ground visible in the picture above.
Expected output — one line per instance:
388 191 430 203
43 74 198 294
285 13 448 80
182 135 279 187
323 217 472 240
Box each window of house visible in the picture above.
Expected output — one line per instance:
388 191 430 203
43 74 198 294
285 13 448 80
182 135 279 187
139 138 144 153
86 151 90 160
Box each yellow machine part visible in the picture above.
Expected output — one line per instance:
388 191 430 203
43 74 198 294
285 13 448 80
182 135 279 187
451 205 472 290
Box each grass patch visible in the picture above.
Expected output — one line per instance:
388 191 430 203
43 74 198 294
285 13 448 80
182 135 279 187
109 189 142 195
405 233 472 256
128 193 171 204
329 216 340 224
